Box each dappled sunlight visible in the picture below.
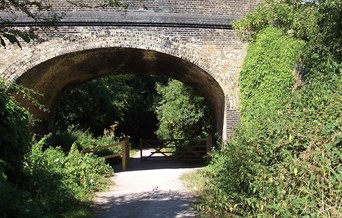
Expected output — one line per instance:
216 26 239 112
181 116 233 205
94 190 197 218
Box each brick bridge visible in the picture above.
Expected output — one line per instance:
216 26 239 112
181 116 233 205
0 0 259 140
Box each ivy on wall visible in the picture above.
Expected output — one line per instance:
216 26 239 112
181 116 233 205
200 25 341 216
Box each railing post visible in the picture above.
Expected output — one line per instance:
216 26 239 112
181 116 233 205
122 136 130 171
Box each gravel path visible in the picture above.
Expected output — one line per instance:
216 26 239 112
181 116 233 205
93 149 202 218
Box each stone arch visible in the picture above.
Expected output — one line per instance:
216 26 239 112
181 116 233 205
2 31 241 140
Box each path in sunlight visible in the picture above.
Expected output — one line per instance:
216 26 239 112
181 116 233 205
93 149 203 218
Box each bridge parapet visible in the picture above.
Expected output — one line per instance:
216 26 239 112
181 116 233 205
0 11 239 29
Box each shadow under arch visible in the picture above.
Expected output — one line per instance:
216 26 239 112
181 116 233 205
15 47 225 137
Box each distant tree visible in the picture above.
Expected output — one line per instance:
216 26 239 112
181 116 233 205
56 78 115 136
154 79 212 139
55 74 167 144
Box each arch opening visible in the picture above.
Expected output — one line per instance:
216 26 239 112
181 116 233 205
15 48 225 138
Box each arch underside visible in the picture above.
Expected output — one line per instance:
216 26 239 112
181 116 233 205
16 48 225 136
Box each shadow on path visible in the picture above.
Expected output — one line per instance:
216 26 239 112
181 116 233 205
95 190 197 218
93 149 203 218
113 156 205 172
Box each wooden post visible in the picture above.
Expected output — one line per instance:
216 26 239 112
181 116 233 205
122 136 130 171
206 134 213 161
125 136 130 168
140 138 143 160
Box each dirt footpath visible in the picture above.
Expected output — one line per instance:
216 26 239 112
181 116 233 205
93 149 202 218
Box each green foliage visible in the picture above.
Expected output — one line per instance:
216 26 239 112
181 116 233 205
233 0 342 65
56 74 166 144
239 27 304 134
0 79 113 217
56 78 118 136
55 125 121 163
154 79 212 139
232 0 318 42
58 143 113 199
22 138 79 217
110 74 167 142
0 80 30 182
0 135 113 217
1 0 125 48
200 25 342 217
0 0 60 48
303 0 342 67
56 74 212 145
56 124 116 148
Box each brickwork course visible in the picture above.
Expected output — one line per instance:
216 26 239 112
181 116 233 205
0 0 260 140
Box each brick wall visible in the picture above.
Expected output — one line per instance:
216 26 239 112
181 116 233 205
0 0 259 140
48 0 260 15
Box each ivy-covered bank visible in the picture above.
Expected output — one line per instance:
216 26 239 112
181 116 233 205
198 0 341 216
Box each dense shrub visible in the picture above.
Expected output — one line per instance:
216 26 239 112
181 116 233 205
1 136 113 218
28 138 113 201
0 79 114 217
